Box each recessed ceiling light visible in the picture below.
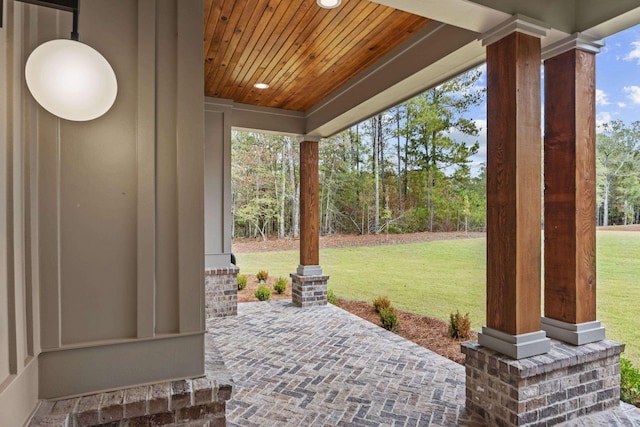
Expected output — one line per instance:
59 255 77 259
317 0 341 9
254 83 270 90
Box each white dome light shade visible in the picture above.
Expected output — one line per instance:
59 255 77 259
25 39 117 121
317 0 341 9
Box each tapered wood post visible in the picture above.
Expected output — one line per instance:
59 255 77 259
291 136 328 307
541 35 606 345
478 19 550 359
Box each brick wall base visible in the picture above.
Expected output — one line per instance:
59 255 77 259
29 335 232 427
462 339 624 426
29 373 232 427
205 266 239 318
290 274 329 307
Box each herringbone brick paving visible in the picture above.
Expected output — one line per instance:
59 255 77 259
207 301 640 426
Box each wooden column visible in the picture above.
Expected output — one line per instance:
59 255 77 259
479 24 550 359
298 137 321 274
542 36 605 345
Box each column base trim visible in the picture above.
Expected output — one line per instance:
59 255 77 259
478 326 550 359
297 265 323 276
541 317 606 346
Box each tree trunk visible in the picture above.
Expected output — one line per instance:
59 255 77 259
427 130 437 232
324 165 334 234
396 108 403 212
378 114 386 211
287 138 299 237
293 182 300 237
373 116 380 234
603 181 610 227
279 147 286 238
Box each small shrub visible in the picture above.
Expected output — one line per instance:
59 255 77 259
327 288 338 305
256 270 269 282
379 307 398 331
255 284 271 301
273 276 287 294
237 274 248 290
449 310 472 339
372 296 391 313
621 357 640 407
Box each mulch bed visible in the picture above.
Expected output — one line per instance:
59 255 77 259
336 299 476 365
233 231 485 253
237 275 474 365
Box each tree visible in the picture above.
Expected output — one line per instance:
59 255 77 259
231 66 489 237
597 120 640 226
235 197 278 241
400 69 484 231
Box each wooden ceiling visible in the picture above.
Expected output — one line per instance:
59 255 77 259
204 0 430 112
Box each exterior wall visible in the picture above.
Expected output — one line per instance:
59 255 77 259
38 0 205 398
1 0 207 420
204 100 233 269
0 1 43 425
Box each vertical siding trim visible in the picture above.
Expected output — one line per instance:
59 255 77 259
177 0 204 333
136 0 157 339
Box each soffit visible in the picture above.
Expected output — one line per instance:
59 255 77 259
204 0 430 112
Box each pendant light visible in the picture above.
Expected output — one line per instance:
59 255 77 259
18 0 118 121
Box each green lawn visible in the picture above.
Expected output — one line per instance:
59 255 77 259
234 230 640 365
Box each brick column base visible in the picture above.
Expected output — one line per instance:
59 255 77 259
290 274 329 307
205 266 240 318
462 339 624 426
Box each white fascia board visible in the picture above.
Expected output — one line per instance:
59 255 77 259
371 0 511 33
305 22 483 137
576 1 640 38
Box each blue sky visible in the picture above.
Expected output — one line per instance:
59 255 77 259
595 24 640 126
456 24 640 174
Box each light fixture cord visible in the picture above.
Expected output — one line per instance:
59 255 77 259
71 2 79 41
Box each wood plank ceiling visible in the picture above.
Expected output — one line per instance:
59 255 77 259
204 0 430 112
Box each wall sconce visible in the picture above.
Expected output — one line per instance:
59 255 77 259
13 0 118 121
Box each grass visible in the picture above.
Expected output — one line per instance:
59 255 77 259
234 230 640 366
596 231 640 366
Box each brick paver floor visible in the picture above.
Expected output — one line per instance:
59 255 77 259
207 301 640 426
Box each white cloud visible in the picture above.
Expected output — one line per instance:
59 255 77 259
624 41 640 64
618 102 627 108
595 89 610 106
624 85 640 104
596 112 612 130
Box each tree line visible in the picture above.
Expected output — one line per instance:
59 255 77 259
597 120 640 226
232 69 487 240
232 69 640 240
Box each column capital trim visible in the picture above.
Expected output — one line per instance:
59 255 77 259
541 32 605 60
296 135 322 143
481 14 548 47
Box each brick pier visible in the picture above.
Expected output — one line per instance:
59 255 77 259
290 273 329 307
462 339 625 426
205 266 239 318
